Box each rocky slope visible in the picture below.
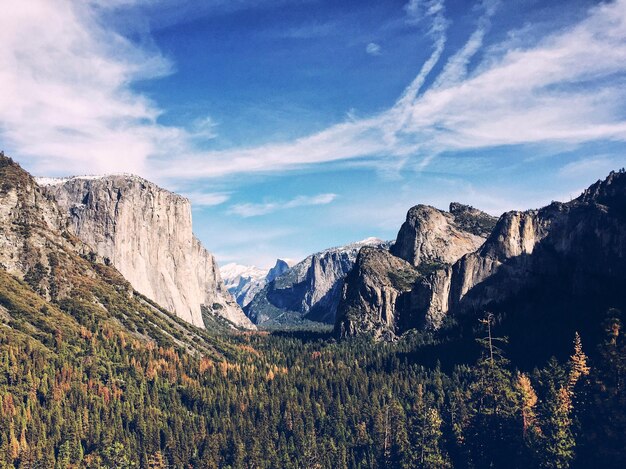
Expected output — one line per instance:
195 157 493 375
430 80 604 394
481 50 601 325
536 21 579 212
0 154 236 352
335 247 420 340
412 170 626 357
220 259 295 308
246 238 390 326
38 174 253 330
336 204 496 338
336 171 626 362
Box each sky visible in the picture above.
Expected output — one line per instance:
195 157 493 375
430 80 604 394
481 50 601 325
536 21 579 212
1 0 626 268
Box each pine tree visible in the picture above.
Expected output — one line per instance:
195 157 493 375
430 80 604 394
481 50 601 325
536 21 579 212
421 407 450 468
538 332 590 469
518 373 538 438
577 309 626 468
567 332 590 395
466 313 522 468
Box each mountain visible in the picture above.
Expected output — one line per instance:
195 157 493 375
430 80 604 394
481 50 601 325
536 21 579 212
246 238 390 326
0 154 238 353
265 258 293 282
221 258 296 308
336 204 497 338
37 174 254 330
335 171 626 363
220 263 268 307
412 170 626 361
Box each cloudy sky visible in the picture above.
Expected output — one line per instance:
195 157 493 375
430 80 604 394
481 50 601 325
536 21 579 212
2 0 626 267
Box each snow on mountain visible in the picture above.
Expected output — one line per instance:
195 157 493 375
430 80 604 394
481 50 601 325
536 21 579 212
221 263 268 286
221 259 297 307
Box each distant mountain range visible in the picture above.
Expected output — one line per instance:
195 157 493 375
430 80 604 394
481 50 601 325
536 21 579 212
220 259 295 307
244 237 391 327
6 149 626 366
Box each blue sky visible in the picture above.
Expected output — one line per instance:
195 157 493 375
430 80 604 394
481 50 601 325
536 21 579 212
2 0 626 267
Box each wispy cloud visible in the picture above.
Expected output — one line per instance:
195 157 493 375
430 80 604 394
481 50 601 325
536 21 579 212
0 0 177 176
2 0 626 183
366 42 382 56
162 0 626 179
229 193 337 217
432 0 498 89
184 191 230 206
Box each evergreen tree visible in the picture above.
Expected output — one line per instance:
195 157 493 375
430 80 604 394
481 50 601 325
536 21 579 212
537 333 590 469
466 313 522 468
577 309 626 468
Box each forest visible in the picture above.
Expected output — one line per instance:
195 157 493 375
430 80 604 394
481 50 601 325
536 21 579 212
1 264 625 468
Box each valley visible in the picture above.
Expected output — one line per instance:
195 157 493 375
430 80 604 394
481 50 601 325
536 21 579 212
1 154 625 467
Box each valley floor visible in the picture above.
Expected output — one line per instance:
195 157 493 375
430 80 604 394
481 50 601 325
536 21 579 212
1 284 625 468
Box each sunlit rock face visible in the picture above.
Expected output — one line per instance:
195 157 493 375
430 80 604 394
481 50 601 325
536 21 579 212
40 174 253 330
391 203 496 268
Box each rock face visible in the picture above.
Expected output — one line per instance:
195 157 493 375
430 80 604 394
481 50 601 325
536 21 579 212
396 171 626 362
391 203 496 268
336 204 496 338
421 171 626 332
246 238 390 326
336 171 626 362
335 247 419 340
0 154 231 354
220 259 295 308
266 259 293 282
39 175 253 330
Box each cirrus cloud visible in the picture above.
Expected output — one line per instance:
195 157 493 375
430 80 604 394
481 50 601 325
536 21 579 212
229 193 338 217
2 0 626 184
161 0 626 179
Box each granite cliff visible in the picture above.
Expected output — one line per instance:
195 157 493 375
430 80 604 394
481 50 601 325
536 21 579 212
0 154 233 350
336 204 496 338
335 247 420 340
413 170 626 358
390 203 496 268
38 175 253 329
335 171 626 362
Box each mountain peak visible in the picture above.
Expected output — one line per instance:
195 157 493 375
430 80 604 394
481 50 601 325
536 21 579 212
266 258 293 283
576 168 626 208
391 203 494 267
